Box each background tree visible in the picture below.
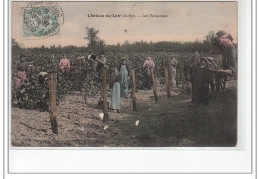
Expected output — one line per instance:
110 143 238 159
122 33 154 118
12 39 23 56
84 27 105 53
204 31 216 48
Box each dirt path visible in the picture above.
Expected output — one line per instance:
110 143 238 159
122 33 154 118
11 80 237 147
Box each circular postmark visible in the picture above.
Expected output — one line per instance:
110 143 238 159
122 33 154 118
22 2 64 38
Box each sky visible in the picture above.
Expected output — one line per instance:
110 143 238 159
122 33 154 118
12 1 238 48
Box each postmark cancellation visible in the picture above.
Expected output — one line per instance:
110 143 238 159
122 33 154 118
21 2 64 39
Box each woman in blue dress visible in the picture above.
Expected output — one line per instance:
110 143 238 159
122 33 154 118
118 58 131 98
110 67 122 113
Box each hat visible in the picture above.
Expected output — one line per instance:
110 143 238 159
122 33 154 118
121 57 127 61
91 54 96 59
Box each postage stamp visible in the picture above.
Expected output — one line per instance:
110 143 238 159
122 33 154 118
21 2 64 38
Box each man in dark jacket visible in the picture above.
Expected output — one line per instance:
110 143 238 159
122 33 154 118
193 58 212 105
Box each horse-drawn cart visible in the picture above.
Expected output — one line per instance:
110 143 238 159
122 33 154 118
202 54 236 93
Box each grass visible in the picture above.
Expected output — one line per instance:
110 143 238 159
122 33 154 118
118 88 237 147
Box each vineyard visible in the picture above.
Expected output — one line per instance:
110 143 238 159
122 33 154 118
12 51 194 110
11 31 237 147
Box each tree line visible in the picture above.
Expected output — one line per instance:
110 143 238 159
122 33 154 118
12 28 236 59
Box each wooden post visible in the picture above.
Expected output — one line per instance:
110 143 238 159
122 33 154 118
131 69 137 111
151 70 158 103
165 68 170 98
83 83 87 104
102 68 109 121
180 64 185 93
48 73 58 134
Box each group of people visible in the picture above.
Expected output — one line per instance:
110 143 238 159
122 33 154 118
14 52 182 113
109 55 181 112
59 53 107 75
78 53 179 112
15 49 233 112
190 50 237 105
110 57 155 112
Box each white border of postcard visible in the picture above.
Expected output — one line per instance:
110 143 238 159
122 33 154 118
3 0 257 177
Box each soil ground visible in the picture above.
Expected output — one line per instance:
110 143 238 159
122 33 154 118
11 79 237 147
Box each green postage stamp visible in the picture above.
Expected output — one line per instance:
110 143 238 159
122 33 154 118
21 2 64 38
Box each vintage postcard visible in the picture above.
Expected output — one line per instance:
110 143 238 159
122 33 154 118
6 0 256 175
10 1 239 148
